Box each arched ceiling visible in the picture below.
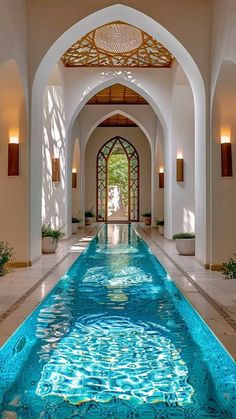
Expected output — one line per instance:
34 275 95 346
61 21 174 68
87 83 148 105
98 114 137 127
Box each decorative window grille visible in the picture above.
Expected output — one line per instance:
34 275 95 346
97 137 139 221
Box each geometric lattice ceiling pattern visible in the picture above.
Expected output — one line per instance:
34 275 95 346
61 22 174 68
86 84 148 105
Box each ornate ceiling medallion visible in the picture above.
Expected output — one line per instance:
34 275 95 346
61 22 174 68
94 23 142 54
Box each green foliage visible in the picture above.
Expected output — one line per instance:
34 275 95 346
85 209 95 217
72 211 82 223
42 225 64 241
108 153 128 208
222 253 236 279
157 219 164 226
142 212 151 217
173 232 195 239
72 217 81 223
0 241 13 276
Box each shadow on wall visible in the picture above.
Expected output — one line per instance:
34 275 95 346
183 208 195 233
42 85 66 232
70 69 161 135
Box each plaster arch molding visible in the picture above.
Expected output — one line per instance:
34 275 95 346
77 107 155 151
66 73 168 141
31 4 207 264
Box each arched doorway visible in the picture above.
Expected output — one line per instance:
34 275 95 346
97 137 139 222
30 4 207 263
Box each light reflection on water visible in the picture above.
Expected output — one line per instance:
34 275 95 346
0 224 235 418
36 315 194 405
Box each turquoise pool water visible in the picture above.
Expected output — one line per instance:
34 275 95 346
0 224 236 418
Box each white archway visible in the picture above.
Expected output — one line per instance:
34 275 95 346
70 106 158 228
66 73 168 140
30 4 206 264
81 109 154 149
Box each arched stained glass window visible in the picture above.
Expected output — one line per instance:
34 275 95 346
97 137 139 222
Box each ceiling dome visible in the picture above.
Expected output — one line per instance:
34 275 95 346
61 21 174 68
94 23 142 54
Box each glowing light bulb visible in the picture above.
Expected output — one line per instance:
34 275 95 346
9 136 19 144
221 136 230 144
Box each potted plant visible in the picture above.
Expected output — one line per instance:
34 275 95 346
221 248 236 279
72 212 82 234
97 213 104 221
85 208 95 226
0 241 13 276
157 219 164 235
142 211 151 226
42 225 64 254
173 232 195 255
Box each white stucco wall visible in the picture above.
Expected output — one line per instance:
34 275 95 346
27 1 211 84
210 0 236 264
211 0 236 105
63 67 171 134
211 60 236 263
42 85 68 234
0 0 28 263
170 76 195 236
0 61 28 262
0 0 28 97
78 104 157 149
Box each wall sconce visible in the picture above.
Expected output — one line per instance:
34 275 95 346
159 166 164 188
52 158 60 182
221 136 232 177
8 137 19 176
176 154 184 182
72 168 77 188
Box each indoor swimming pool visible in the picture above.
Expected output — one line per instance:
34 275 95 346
0 224 235 418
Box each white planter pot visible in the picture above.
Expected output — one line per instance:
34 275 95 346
85 217 93 226
158 225 164 235
42 237 59 254
72 223 79 234
175 238 195 255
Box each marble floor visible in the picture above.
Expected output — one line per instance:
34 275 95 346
0 224 236 360
0 226 99 346
136 224 236 360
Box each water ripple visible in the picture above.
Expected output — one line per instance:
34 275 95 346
36 314 194 406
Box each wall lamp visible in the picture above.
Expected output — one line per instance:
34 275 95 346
52 157 60 182
72 168 77 188
221 136 232 177
176 154 184 182
8 136 19 176
159 166 164 188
